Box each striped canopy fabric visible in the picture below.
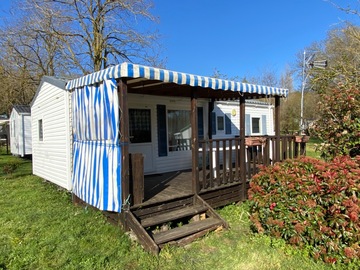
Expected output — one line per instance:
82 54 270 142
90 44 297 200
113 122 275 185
66 62 288 97
72 79 122 212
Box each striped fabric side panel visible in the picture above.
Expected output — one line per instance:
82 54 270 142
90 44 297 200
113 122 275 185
72 141 121 212
72 79 119 143
66 62 289 97
72 78 122 212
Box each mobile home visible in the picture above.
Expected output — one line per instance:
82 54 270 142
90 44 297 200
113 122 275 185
9 105 32 157
66 62 294 253
212 100 274 139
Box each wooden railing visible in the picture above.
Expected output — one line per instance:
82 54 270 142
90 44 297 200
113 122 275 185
129 135 308 205
197 135 306 193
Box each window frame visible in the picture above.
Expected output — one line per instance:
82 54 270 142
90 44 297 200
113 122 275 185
217 116 225 131
38 119 43 141
167 109 191 152
251 117 261 134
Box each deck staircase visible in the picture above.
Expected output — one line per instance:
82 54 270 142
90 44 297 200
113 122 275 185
124 194 228 254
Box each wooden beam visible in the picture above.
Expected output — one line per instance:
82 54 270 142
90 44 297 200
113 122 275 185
127 82 269 100
118 79 130 209
239 96 246 200
208 99 215 140
275 96 281 162
191 88 200 194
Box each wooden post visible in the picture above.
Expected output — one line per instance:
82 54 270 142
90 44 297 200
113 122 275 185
208 99 215 140
118 79 130 209
191 88 200 194
130 153 144 205
275 96 281 162
239 96 246 200
300 142 306 156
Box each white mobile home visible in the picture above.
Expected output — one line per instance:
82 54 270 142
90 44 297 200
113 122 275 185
10 105 32 157
212 100 274 139
31 76 72 190
65 62 293 253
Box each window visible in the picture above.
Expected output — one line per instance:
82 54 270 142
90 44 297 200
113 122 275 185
168 110 191 152
252 117 260 134
217 116 224 131
129 109 151 143
38 119 43 141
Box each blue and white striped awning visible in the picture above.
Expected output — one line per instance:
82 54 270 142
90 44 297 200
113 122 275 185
66 62 288 97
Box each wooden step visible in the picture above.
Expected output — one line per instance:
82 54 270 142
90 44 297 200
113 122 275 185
152 217 223 245
141 204 208 228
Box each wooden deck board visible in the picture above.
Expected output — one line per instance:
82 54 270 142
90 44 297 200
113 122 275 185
142 169 246 208
141 204 208 227
143 170 193 204
152 217 223 245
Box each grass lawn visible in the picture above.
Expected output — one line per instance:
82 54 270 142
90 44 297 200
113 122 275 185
306 137 322 159
0 151 346 270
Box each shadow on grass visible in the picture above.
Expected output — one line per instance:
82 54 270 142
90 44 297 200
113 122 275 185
0 153 32 179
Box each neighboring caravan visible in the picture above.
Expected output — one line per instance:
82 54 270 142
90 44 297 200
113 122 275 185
212 100 274 139
31 76 72 190
10 105 32 157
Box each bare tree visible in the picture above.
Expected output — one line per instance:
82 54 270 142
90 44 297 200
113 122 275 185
327 0 360 17
28 0 162 72
0 1 68 114
0 0 162 113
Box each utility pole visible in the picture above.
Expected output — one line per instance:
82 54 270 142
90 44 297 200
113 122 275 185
300 51 327 134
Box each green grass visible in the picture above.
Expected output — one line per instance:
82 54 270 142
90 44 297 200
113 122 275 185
0 152 347 270
306 137 322 159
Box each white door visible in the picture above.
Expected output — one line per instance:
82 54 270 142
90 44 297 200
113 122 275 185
128 108 155 174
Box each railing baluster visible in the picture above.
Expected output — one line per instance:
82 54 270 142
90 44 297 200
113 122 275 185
201 141 206 189
228 139 233 184
222 139 226 185
216 140 220 186
235 139 239 180
209 139 213 188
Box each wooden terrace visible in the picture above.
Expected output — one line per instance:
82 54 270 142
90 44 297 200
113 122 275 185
119 134 308 254
130 135 307 209
68 63 301 254
118 87 308 254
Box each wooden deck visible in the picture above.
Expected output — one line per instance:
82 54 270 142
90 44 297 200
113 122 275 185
131 135 307 209
142 170 193 206
138 169 244 209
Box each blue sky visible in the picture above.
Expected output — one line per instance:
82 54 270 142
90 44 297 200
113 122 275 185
152 0 360 86
0 0 359 88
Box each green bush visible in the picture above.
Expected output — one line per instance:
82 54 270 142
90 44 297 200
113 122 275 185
248 156 360 265
311 87 360 160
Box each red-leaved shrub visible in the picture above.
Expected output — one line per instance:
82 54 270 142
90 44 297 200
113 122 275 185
248 156 360 264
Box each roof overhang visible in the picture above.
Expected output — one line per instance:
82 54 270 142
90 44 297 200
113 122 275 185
66 62 289 99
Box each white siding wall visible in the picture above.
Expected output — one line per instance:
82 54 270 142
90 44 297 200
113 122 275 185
31 81 72 190
23 115 32 155
9 110 32 157
212 101 274 139
9 110 20 156
128 94 208 174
